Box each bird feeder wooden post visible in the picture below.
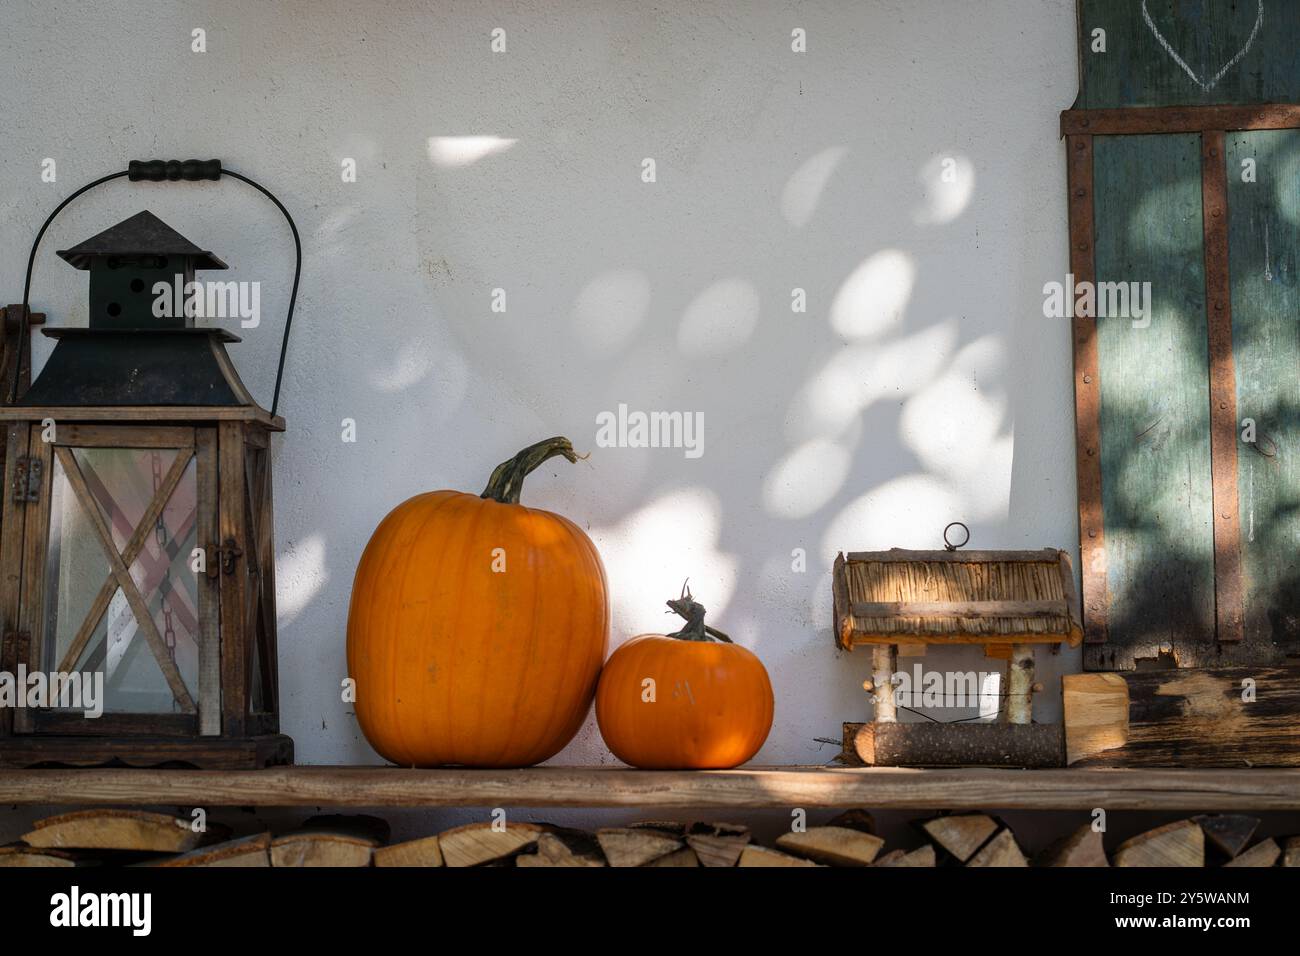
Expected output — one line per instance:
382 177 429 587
833 529 1083 768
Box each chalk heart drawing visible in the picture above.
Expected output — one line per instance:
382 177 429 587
1142 0 1264 92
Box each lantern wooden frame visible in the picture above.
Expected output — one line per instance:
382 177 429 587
0 402 291 769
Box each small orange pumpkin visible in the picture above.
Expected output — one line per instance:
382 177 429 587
595 586 774 769
347 437 608 768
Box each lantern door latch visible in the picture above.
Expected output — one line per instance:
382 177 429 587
11 457 41 503
206 539 244 578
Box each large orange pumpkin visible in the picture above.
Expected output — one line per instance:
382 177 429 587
347 437 608 767
595 587 773 769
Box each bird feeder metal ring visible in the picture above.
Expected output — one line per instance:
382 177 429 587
942 521 970 551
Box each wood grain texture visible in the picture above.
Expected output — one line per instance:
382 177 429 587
1090 132 1216 671
372 834 443 867
1113 819 1204 867
1201 130 1246 646
737 845 819 867
1222 838 1279 867
774 826 883 866
1069 666 1300 767
0 423 30 738
1036 824 1109 867
920 814 998 862
1225 129 1300 654
1068 134 1109 647
24 809 206 852
438 821 544 867
1076 0 1296 109
0 733 293 770
0 405 284 428
1063 672 1130 765
16 424 51 733
1194 813 1259 858
966 829 1028 868
0 766 1299 810
148 833 270 868
218 422 248 737
1063 105 1300 136
596 827 681 867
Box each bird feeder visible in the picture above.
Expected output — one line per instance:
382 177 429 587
0 159 298 768
833 525 1083 768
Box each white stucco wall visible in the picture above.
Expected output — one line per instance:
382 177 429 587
0 0 1081 774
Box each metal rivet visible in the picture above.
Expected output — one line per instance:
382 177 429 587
1088 530 1097 538
1086 447 1096 456
1078 241 1089 251
1075 188 1087 198
1220 402 1228 410
1076 141 1086 150
1212 208 1221 217
1215 302 1224 311
1083 374 1093 384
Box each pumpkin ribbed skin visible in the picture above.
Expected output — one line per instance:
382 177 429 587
595 634 773 769
347 489 608 768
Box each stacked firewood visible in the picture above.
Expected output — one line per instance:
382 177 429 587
1 808 1296 867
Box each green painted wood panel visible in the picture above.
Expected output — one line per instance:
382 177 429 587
1226 129 1300 647
1092 133 1217 669
1078 0 1300 109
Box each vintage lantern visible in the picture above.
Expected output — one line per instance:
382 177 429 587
0 159 297 768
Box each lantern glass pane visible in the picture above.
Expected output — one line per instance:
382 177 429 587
42 446 200 713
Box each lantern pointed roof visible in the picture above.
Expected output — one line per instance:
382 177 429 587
56 210 227 270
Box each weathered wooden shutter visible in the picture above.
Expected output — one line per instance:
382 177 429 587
1068 1 1300 670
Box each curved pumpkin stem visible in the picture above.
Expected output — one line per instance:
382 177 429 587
481 436 585 504
665 581 733 643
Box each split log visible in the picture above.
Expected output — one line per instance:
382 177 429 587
646 847 700 866
1067 666 1300 767
738 845 821 867
1193 814 1259 859
516 830 605 867
920 814 998 862
149 833 271 867
850 721 1063 767
270 831 377 867
1062 673 1129 765
1035 824 1108 867
439 821 545 867
0 845 77 867
1222 839 1280 868
967 829 1027 867
23 809 213 853
1282 837 1300 867
373 835 443 867
1113 820 1204 867
597 827 683 867
685 822 750 867
875 845 935 867
775 826 883 866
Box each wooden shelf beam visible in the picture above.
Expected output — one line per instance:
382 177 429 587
0 766 1298 811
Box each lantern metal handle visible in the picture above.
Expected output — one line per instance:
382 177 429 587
7 159 301 419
